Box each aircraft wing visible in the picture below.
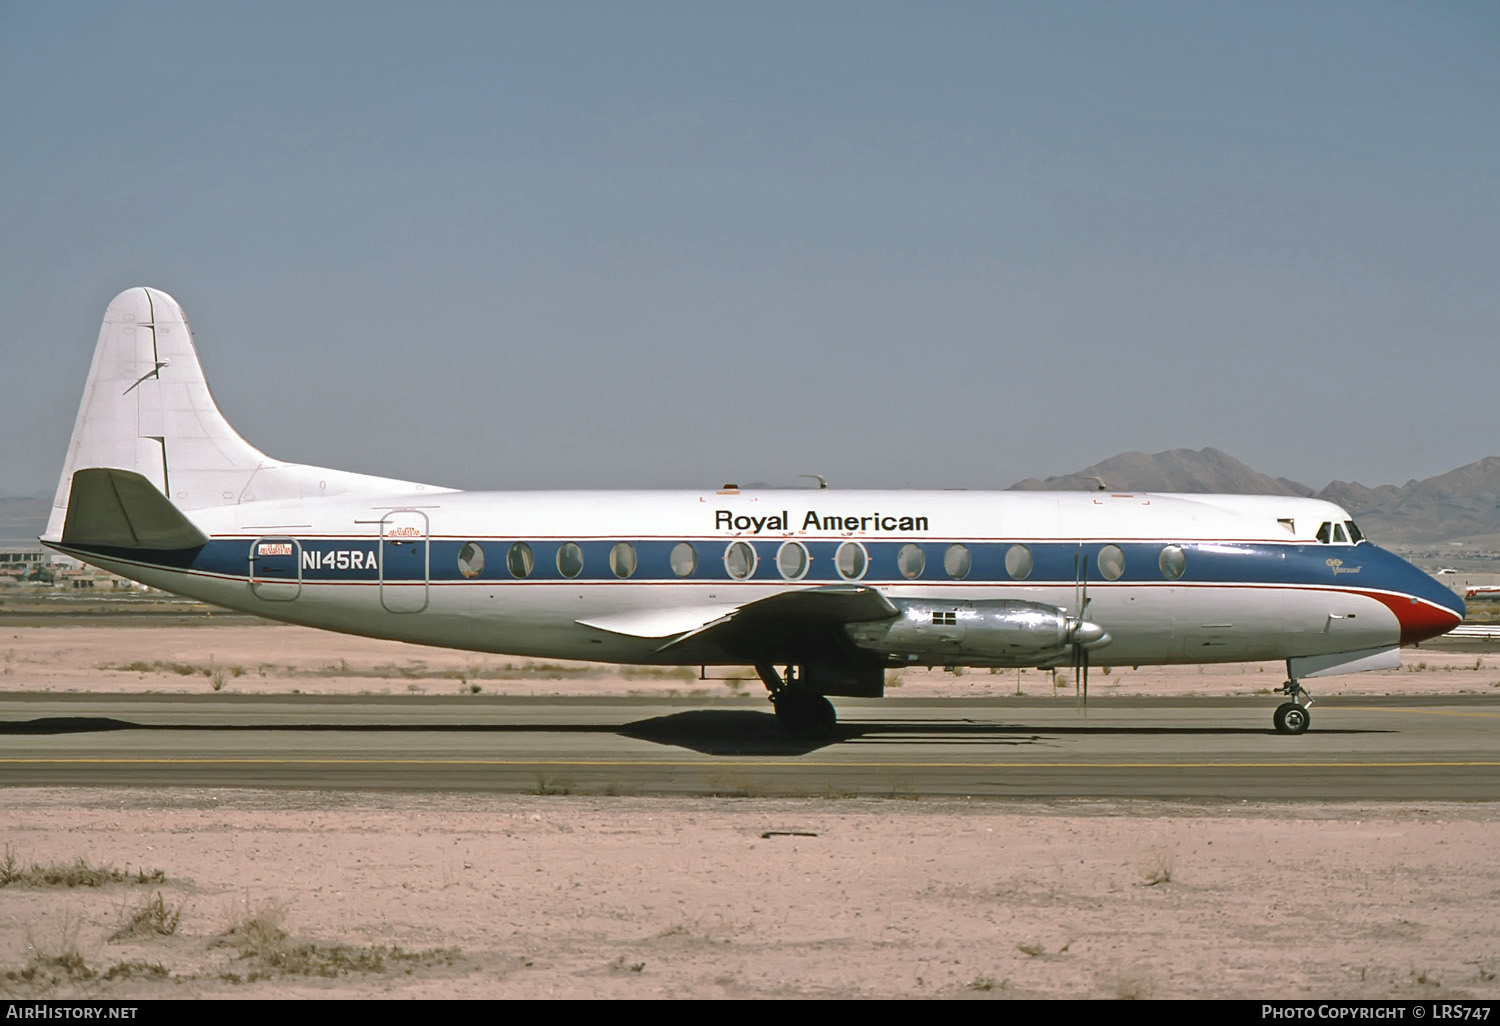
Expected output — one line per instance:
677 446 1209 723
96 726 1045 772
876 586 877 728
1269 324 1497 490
576 584 899 653
717 583 900 628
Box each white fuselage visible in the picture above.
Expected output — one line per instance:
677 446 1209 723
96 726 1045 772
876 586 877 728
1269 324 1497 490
59 487 1460 671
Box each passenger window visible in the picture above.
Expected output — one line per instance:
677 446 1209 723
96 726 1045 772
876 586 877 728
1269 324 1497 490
1332 523 1347 544
506 542 534 579
1159 544 1186 581
1316 522 1332 544
835 541 867 580
724 541 756 579
670 542 697 578
1345 521 1364 544
944 544 972 580
457 542 485 579
609 542 637 579
896 543 925 579
1005 544 1032 581
556 542 584 579
777 541 809 580
1098 544 1125 581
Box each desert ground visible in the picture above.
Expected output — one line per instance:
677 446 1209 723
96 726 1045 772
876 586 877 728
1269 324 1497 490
0 613 1497 999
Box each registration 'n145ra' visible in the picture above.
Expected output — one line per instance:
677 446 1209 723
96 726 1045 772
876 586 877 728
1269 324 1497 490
302 549 377 571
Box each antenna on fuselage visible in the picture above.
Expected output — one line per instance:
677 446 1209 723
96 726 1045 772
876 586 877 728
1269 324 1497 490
799 474 829 489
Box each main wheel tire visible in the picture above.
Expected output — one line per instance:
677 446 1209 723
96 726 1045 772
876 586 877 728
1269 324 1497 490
775 693 837 738
1273 702 1311 735
814 695 837 735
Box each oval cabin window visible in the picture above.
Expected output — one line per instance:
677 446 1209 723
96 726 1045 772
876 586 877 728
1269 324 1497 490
556 542 584 579
506 542 534 579
777 541 809 580
1005 544 1032 580
457 542 485 579
944 544 972 580
609 542 637 579
724 541 756 580
835 541 868 580
669 542 697 578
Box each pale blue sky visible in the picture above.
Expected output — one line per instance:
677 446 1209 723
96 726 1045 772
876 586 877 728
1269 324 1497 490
2 1 1496 495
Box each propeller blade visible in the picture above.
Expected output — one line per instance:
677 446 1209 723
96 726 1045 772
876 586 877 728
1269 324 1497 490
1073 546 1090 712
1074 549 1085 618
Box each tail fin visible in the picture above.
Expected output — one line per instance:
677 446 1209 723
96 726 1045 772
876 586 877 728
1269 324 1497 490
45 287 448 542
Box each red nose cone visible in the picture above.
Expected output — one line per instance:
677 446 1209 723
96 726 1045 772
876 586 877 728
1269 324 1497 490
1372 594 1465 645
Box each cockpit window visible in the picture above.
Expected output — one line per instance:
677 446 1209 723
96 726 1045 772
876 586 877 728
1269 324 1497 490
1332 523 1348 544
1315 522 1332 544
1346 521 1364 544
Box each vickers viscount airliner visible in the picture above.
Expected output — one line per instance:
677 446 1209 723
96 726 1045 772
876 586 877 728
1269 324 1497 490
43 288 1464 735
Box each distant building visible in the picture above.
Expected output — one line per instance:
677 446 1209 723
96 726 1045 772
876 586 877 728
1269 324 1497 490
0 548 139 589
0 550 47 576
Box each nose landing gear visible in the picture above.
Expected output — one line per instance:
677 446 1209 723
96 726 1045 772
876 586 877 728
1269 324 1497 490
1273 677 1313 734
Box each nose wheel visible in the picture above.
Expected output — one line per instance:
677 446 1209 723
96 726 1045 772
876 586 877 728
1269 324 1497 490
1273 678 1313 734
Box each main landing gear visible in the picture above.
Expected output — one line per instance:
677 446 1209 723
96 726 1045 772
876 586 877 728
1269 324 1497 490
1273 677 1313 735
755 664 837 738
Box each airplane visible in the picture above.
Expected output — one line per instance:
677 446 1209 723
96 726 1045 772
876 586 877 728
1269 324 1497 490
42 287 1465 736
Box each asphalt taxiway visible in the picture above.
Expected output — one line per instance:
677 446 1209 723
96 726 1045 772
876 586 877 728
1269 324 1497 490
1 693 1495 798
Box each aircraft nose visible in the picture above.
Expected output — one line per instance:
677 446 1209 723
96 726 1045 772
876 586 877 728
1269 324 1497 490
1393 589 1465 646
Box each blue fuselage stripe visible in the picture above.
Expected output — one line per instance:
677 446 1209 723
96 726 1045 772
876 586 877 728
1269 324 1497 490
99 537 1461 616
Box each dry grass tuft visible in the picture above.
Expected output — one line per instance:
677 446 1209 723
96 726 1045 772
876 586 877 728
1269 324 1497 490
0 846 165 888
101 961 170 982
213 901 460 980
1138 848 1175 886
109 892 182 941
1109 968 1156 999
2 947 95 991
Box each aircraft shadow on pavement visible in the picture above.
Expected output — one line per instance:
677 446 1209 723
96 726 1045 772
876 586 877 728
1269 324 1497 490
0 713 1385 759
616 710 1384 755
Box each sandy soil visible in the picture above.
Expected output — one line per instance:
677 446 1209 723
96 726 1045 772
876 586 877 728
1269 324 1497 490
0 618 1497 1000
1 792 1497 1000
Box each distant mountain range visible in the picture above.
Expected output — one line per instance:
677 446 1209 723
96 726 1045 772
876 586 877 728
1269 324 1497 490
1011 448 1500 549
4 451 1499 549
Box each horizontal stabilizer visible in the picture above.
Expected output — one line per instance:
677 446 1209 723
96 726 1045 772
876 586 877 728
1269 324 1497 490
60 468 209 550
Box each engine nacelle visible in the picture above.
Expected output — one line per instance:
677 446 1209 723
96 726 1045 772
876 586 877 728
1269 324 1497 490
844 598 1107 665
